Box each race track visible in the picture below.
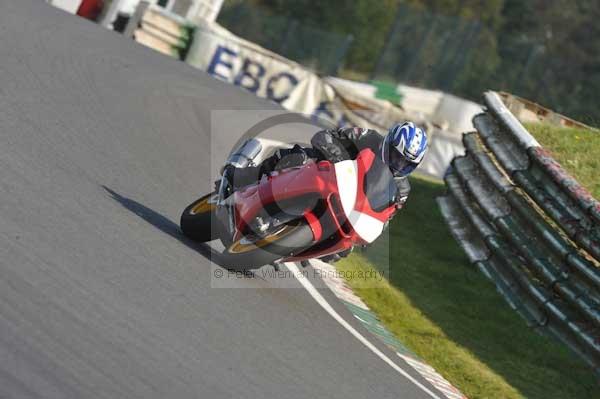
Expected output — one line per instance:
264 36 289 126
0 2 444 398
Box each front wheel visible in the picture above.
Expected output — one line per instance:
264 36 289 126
180 192 220 242
219 221 314 270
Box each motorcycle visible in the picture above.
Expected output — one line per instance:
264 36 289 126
180 138 397 269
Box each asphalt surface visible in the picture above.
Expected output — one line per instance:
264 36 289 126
0 1 442 398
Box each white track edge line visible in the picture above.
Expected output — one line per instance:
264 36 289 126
286 263 441 399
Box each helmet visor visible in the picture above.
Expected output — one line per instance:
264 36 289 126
388 145 409 172
383 135 417 176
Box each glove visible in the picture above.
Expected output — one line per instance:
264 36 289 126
311 131 345 163
273 145 309 170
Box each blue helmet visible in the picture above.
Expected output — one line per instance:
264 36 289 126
381 122 428 177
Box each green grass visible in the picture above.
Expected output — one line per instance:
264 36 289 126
336 176 600 399
526 123 600 198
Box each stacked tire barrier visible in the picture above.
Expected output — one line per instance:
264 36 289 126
129 2 195 60
438 91 600 373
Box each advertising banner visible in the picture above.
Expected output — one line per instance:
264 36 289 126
187 23 326 113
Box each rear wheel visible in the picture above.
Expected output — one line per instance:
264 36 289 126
219 220 314 270
180 193 220 242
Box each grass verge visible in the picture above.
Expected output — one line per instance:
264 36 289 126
526 123 600 198
336 176 600 399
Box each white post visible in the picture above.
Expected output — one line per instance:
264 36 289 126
123 1 149 37
165 0 177 12
186 0 223 23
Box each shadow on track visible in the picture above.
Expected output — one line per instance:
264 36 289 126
101 185 234 269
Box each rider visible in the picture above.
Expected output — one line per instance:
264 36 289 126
225 121 428 210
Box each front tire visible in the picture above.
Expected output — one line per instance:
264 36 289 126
180 193 219 242
219 220 314 270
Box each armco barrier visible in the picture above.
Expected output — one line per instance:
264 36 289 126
438 91 600 373
499 91 597 130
